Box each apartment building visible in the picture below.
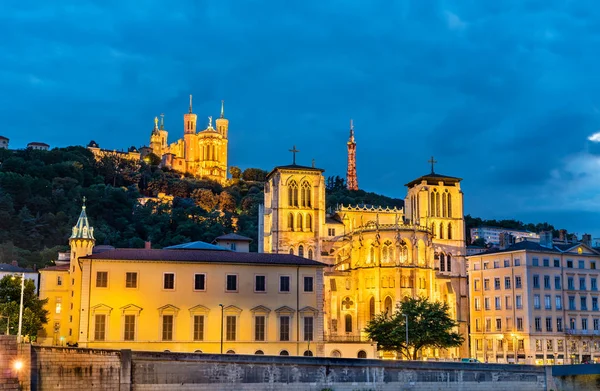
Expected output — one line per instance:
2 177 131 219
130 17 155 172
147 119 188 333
468 239 600 365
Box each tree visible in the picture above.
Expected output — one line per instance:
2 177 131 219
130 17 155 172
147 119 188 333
365 296 464 360
241 168 268 182
0 275 48 340
229 166 242 180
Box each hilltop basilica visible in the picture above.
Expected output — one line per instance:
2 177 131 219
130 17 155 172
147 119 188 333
259 123 469 358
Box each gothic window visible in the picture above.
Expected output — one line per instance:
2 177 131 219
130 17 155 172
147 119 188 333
369 297 375 320
299 245 304 258
288 213 294 230
447 192 452 217
439 223 444 239
400 246 408 263
296 213 303 230
382 245 389 263
345 314 352 333
289 248 294 255
435 190 440 217
442 192 447 218
288 180 299 207
384 296 393 315
308 249 313 260
306 214 312 231
430 191 436 218
369 246 375 264
440 253 446 272
447 223 452 240
301 181 311 208
447 254 452 272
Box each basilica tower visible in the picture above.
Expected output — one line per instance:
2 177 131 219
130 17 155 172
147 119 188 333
214 100 229 171
68 199 95 345
346 119 358 191
183 95 197 161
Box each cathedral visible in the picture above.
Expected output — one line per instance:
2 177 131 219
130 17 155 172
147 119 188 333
150 96 229 184
259 124 469 359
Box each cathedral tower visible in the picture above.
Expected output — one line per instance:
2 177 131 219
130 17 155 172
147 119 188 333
183 95 197 161
346 119 358 191
215 100 229 171
68 199 95 345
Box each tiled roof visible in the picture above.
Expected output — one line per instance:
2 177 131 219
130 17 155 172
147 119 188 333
471 241 600 256
40 265 69 272
165 241 229 251
267 164 325 179
215 233 253 242
0 263 32 272
405 172 462 188
80 249 325 267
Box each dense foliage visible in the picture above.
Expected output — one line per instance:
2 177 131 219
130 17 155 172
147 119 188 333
0 275 49 339
325 175 404 209
465 215 564 245
365 296 464 360
0 147 265 268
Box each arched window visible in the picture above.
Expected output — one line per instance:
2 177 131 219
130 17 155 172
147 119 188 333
301 181 311 207
447 223 452 240
447 193 452 217
289 248 294 255
308 249 313 260
357 350 367 359
369 297 375 320
440 253 445 272
226 350 235 354
299 245 304 258
288 180 298 207
330 350 342 358
447 254 452 272
255 350 264 355
306 214 312 231
384 296 393 315
345 314 353 333
400 246 408 263
303 350 313 357
430 191 436 217
296 213 303 230
442 192 447 218
279 350 289 356
369 246 375 264
439 223 444 239
288 213 294 230
382 245 389 263
194 350 202 353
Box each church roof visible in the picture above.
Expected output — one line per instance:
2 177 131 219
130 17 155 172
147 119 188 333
266 164 325 179
165 241 229 251
80 248 325 267
70 202 95 240
404 172 462 188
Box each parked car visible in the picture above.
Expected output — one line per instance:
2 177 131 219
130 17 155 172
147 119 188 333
461 358 481 363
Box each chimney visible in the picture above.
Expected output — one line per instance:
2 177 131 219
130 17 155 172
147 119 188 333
559 229 567 242
583 234 592 246
145 241 152 250
540 231 553 249
11 260 18 267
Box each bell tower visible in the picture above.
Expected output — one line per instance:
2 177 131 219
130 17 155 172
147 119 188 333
68 198 95 345
183 95 197 161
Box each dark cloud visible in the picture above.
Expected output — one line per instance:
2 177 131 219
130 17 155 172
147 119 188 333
2 0 600 233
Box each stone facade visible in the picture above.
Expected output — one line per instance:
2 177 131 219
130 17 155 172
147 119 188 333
260 163 469 359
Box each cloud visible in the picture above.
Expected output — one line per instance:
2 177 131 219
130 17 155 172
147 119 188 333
588 132 600 142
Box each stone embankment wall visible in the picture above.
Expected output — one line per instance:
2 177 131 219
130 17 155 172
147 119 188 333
0 336 20 391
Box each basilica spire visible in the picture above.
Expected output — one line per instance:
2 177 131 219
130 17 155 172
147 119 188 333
346 119 358 190
189 94 193 114
70 197 95 240
220 100 224 118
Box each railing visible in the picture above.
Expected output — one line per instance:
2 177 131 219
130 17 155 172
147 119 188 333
325 335 370 343
565 329 600 336
355 223 431 234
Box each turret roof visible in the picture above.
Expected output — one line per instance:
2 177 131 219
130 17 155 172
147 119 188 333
70 200 95 240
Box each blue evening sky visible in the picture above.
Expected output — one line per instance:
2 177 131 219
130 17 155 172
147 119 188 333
2 0 600 236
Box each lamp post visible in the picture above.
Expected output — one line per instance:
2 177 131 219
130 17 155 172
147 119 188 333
403 313 409 359
219 304 224 354
11 273 25 344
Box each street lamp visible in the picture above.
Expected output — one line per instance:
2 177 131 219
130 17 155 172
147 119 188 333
402 313 409 360
11 273 25 344
219 304 224 354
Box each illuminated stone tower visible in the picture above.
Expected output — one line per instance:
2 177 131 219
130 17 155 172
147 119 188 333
346 119 358 190
183 94 197 161
68 199 95 345
214 100 229 171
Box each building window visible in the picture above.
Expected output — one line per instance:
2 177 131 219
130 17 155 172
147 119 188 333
545 295 552 309
301 181 311 207
194 274 206 291
504 277 511 289
289 248 294 255
555 276 561 290
516 295 522 309
515 259 521 266
255 275 266 292
57 276 62 286
533 258 539 266
484 279 490 290
440 253 445 272
473 279 480 291
94 314 106 341
162 315 174 341
484 297 490 310
495 297 501 310
546 317 553 332
580 277 587 291
306 214 313 231
535 317 542 331
579 260 585 269
193 315 204 341
557 318 563 332
494 278 501 290
505 296 512 310
592 278 598 291
534 294 540 309
280 276 290 292
474 297 481 311
593 297 598 311
533 275 540 288
308 249 313 260
304 316 314 341
567 260 573 268
554 259 560 267
581 296 588 311
515 276 522 289
288 180 298 207
569 296 575 310
543 258 549 267
163 273 175 290
328 228 336 236
280 350 289 356
345 314 352 333
568 277 575 290
280 316 290 341
299 245 304 258
124 314 136 341
495 318 502 331
304 276 314 292
226 316 236 341
288 213 294 230
255 316 265 341
517 317 523 331
126 272 137 288
226 274 238 292
446 254 452 272
544 275 550 289
96 271 108 288
55 298 62 314
556 295 562 310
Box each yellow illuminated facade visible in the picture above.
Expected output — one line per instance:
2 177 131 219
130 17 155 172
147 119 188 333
150 96 229 184
259 161 469 359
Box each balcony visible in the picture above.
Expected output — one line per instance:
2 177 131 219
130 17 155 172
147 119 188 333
565 329 600 336
325 335 370 343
